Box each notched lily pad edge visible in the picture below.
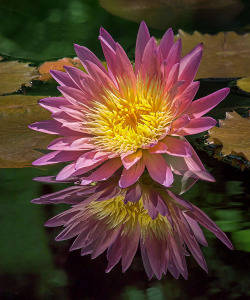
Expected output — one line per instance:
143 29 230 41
194 135 250 171
229 78 250 97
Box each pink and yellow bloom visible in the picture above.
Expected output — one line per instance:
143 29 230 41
29 21 229 188
33 176 233 280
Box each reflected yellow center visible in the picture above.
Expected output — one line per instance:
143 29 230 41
88 195 172 240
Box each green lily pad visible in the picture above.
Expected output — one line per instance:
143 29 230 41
0 94 54 168
0 61 38 95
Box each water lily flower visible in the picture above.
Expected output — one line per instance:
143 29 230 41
32 176 233 280
29 21 230 188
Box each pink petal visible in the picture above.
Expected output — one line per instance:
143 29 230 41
91 229 120 259
170 114 190 135
84 60 114 88
29 120 81 135
39 97 69 113
106 231 124 272
184 213 208 246
90 231 117 258
177 117 217 135
172 81 200 117
52 119 85 134
145 237 164 279
184 88 230 118
58 105 86 121
50 112 85 135
140 37 159 79
165 63 180 91
64 65 91 91
182 228 208 272
148 142 168 154
48 137 93 151
70 137 94 149
121 225 140 272
171 172 198 195
164 137 215 183
159 28 174 61
50 70 78 88
135 21 150 75
164 39 182 78
45 208 78 227
140 240 154 280
99 27 116 50
33 150 82 166
141 188 161 219
190 205 234 250
56 162 78 180
98 35 117 82
115 43 136 88
179 43 203 74
178 50 202 93
155 194 171 218
74 44 107 74
123 184 142 204
79 73 106 100
121 150 142 169
167 190 193 211
81 158 122 184
168 80 185 102
119 159 145 188
144 152 173 187
162 136 192 157
75 151 109 169
73 159 107 178
58 86 87 106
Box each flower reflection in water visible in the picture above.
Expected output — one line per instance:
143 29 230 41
32 174 233 280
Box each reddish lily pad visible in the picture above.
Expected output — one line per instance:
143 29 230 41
38 58 81 81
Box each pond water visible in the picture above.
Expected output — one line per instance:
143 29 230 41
1 158 249 299
0 0 249 299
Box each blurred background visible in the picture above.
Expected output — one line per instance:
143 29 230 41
0 0 250 299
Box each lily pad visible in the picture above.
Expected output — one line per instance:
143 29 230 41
237 77 250 93
99 0 243 30
0 61 38 94
0 94 54 168
177 30 250 79
38 57 81 81
207 111 250 161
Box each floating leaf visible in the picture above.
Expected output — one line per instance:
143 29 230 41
38 57 81 81
0 61 38 94
99 0 243 30
207 111 250 161
177 31 250 79
0 94 54 168
237 77 250 93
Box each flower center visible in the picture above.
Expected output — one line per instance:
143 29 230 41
87 194 172 240
86 75 174 153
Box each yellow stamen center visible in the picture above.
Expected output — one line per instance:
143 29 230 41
85 75 174 153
